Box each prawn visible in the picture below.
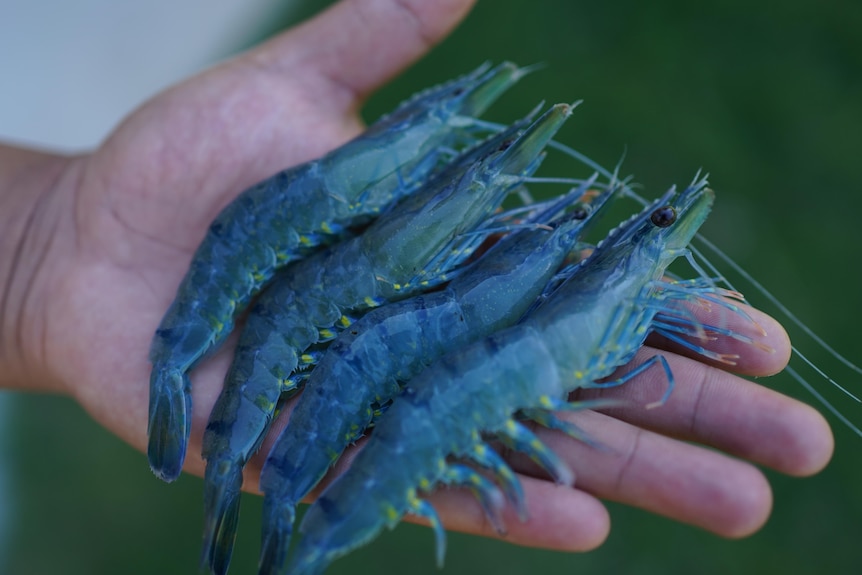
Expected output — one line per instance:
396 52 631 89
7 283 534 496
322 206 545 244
199 104 574 575
256 173 623 574
285 177 721 575
536 137 862 437
147 61 526 482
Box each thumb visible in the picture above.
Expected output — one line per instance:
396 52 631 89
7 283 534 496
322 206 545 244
246 0 478 107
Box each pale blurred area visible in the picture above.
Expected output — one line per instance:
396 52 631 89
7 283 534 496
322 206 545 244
0 0 287 568
0 0 290 150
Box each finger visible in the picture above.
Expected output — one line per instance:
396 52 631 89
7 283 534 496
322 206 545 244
415 475 610 552
646 297 791 377
509 409 775 538
247 0 478 105
574 347 835 477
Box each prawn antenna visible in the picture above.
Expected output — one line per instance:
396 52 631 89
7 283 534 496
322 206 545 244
695 233 862 376
786 365 862 438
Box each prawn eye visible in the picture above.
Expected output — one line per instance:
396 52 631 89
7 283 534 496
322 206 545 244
452 87 465 96
650 206 676 227
571 207 589 220
498 139 515 152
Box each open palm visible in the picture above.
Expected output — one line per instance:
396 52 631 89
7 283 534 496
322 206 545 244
8 0 833 556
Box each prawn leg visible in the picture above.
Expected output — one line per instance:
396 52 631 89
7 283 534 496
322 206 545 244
441 463 507 535
521 409 597 450
495 419 574 487
579 354 675 409
406 496 447 568
464 442 527 521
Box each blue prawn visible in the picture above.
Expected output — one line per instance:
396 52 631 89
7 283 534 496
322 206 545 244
256 174 622 574
286 178 718 575
199 103 575 575
147 61 526 482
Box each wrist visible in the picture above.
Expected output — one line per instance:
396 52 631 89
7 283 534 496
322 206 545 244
0 144 78 391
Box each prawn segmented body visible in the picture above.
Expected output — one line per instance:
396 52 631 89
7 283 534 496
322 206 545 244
256 174 621 574
286 178 718 575
146 61 528 483
199 104 575 575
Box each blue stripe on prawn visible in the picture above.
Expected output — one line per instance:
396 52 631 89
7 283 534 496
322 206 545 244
146 61 529 483
256 174 622 575
284 178 715 575
198 103 576 575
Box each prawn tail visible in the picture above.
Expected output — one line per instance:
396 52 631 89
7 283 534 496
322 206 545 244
200 459 245 575
147 365 192 482
258 495 297 575
287 476 394 575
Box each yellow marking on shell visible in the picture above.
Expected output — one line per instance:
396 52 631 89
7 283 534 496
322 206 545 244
574 370 585 380
318 328 335 339
252 271 267 283
254 396 276 412
364 296 378 307
505 420 518 433
419 478 431 490
300 354 314 364
338 315 352 328
474 443 487 457
539 395 554 409
384 505 399 522
437 458 447 473
530 439 545 451
299 235 313 246
393 283 402 290
321 221 334 234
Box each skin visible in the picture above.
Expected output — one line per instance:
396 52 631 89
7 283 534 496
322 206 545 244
0 0 834 554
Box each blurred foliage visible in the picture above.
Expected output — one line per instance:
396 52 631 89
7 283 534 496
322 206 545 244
5 0 862 573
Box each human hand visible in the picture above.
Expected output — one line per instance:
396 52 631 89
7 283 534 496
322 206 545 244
0 0 832 558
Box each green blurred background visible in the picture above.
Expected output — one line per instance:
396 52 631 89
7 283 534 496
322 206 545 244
4 0 862 573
